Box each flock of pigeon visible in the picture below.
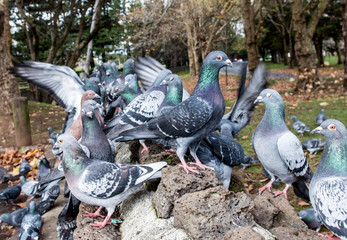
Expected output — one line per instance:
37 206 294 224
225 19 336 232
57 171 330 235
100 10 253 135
0 50 345 240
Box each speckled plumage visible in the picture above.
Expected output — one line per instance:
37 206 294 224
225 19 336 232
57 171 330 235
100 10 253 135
19 201 42 240
315 109 327 125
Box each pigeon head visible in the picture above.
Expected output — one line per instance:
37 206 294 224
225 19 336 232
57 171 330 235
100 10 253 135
291 115 298 122
312 119 347 139
123 59 135 75
0 213 9 223
219 121 234 137
254 89 284 107
55 133 77 152
152 69 172 86
202 51 232 69
81 100 99 119
82 90 100 104
161 74 183 105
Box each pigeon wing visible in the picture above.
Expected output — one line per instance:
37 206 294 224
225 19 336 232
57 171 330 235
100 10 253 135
277 132 309 177
11 61 84 113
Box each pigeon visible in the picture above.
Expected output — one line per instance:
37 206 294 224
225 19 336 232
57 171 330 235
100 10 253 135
298 208 322 232
291 115 312 136
37 155 51 181
20 176 39 201
19 201 42 240
80 100 114 163
221 62 267 137
0 168 11 182
0 207 29 227
114 51 232 174
36 180 60 215
253 89 312 202
310 119 347 239
55 133 167 229
302 138 325 155
316 109 327 125
0 182 21 204
19 158 31 176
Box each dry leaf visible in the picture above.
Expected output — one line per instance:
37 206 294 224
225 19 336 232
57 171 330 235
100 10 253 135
298 201 310 206
241 136 249 140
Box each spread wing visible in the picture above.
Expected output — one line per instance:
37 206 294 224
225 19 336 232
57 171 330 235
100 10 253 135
277 131 309 177
148 96 213 138
11 61 84 113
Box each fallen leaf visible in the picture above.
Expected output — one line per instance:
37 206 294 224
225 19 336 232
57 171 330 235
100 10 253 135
241 136 249 140
298 201 310 206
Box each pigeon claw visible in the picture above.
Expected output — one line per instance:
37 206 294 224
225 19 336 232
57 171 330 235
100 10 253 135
179 164 199 174
318 233 341 240
140 146 150 154
84 211 105 219
90 220 111 229
190 162 213 171
258 181 273 195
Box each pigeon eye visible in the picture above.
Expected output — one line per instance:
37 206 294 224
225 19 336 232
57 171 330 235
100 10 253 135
59 139 63 143
216 56 222 61
170 77 174 81
266 93 272 98
94 80 97 83
88 93 92 96
328 124 336 130
116 88 119 91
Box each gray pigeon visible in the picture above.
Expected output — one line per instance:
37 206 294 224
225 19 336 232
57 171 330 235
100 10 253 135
291 115 311 136
37 155 51 181
19 201 42 240
36 180 60 215
0 167 11 182
0 207 29 227
55 133 167 229
0 182 21 204
253 89 312 202
20 176 39 201
298 208 322 232
19 158 31 176
115 51 232 174
310 119 347 239
302 138 325 155
315 109 327 125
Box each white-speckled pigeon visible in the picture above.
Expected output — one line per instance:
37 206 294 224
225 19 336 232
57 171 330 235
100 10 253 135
37 155 51 181
0 207 29 227
302 138 325 155
310 119 347 239
291 115 311 136
56 133 167 229
19 158 31 176
19 201 42 240
114 51 232 174
253 89 312 202
20 176 39 201
36 180 60 215
316 109 327 125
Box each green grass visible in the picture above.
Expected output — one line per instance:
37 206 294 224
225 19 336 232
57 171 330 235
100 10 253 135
176 70 190 78
264 61 288 70
323 55 342 66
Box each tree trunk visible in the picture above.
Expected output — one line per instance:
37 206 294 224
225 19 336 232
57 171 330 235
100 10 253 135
314 36 324 67
241 0 259 75
341 0 347 94
334 36 342 65
0 0 20 115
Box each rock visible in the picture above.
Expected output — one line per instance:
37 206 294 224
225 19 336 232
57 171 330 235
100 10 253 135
251 191 306 229
74 203 121 240
114 141 140 164
152 165 222 218
173 186 255 240
270 227 326 240
120 188 189 240
222 226 265 240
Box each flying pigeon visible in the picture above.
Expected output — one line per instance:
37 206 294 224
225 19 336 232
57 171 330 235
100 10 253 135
253 89 312 202
310 119 347 239
20 176 39 201
0 168 11 182
19 158 31 176
37 155 51 181
55 133 167 229
0 207 29 227
19 201 42 240
315 109 327 125
302 138 325 155
36 180 60 215
221 62 267 137
291 115 311 136
298 208 322 232
114 51 232 174
0 182 21 204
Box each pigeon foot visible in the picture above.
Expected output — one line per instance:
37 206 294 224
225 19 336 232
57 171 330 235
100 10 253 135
84 206 105 218
318 233 341 240
141 146 150 154
273 185 290 199
179 164 199 174
258 180 273 195
165 149 176 153
90 215 111 229
190 162 213 170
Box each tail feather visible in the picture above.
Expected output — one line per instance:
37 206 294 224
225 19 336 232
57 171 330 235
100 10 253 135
292 180 310 203
111 124 160 142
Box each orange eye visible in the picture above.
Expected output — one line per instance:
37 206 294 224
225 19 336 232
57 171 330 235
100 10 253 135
94 80 97 83
170 77 174 81
88 93 92 96
116 88 119 91
328 124 336 130
59 139 63 143
266 93 272 98
90 103 93 106
216 56 222 61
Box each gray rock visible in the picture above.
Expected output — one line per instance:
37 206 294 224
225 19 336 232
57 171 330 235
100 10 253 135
270 227 326 240
120 188 189 240
173 186 255 240
251 191 306 229
222 226 265 240
114 141 140 164
152 165 222 218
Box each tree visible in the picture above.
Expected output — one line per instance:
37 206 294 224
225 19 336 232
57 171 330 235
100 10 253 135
290 0 329 94
0 0 20 115
341 0 347 95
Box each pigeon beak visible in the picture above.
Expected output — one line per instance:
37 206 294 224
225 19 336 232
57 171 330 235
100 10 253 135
312 126 323 134
225 59 232 67
254 96 263 104
94 94 101 99
85 111 93 118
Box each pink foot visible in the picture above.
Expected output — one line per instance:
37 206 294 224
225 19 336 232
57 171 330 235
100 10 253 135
84 207 105 218
318 233 341 240
273 185 290 199
179 164 199 174
141 146 149 154
26 196 34 202
258 180 273 195
90 215 111 229
190 162 213 170
165 149 176 153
